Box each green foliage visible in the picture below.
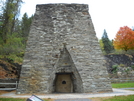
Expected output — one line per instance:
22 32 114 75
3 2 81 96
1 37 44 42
131 65 134 70
112 65 118 73
0 32 25 63
112 82 134 88
21 13 33 37
0 0 33 64
0 0 23 43
0 98 26 101
0 98 53 101
103 95 134 101
0 22 2 25
119 64 125 67
101 29 114 54
0 33 25 54
20 13 33 44
99 39 104 53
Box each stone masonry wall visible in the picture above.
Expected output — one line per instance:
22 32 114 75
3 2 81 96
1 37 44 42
105 54 134 73
17 4 112 94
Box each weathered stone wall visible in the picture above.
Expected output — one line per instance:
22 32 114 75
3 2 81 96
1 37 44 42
105 54 134 66
110 71 134 83
110 77 134 83
17 4 112 94
104 54 134 73
104 54 134 83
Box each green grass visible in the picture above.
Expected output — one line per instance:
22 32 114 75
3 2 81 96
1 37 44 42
0 98 26 101
0 98 53 101
112 82 134 88
103 95 134 101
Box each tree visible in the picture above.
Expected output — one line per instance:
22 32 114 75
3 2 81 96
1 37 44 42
0 0 25 59
20 13 33 44
99 39 104 52
0 0 23 43
0 0 4 40
113 26 134 51
101 29 114 54
21 13 33 37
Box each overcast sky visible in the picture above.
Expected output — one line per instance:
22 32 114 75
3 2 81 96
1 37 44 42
20 0 134 40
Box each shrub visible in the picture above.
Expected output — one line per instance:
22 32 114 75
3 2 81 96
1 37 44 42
112 65 118 73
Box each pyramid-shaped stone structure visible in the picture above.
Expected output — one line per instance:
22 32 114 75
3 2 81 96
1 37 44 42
17 4 112 94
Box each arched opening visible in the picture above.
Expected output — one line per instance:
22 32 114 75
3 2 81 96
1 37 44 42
62 81 66 84
54 73 73 93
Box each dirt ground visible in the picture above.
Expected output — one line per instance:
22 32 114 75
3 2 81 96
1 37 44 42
0 90 103 101
0 91 110 101
0 90 16 95
0 90 54 101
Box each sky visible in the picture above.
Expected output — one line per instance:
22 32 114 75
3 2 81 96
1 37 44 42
20 0 134 40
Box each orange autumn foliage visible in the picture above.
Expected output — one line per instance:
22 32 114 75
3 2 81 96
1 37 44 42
113 26 134 51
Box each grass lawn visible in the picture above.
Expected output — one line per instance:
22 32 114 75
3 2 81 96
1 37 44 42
91 95 134 101
0 98 53 101
102 95 134 101
112 82 134 88
0 98 26 101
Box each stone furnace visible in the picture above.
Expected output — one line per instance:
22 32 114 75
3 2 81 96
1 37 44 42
17 4 112 94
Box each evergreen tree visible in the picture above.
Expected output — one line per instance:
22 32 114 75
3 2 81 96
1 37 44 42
21 13 33 38
0 0 24 58
21 13 33 44
0 0 23 43
99 39 104 52
101 29 114 54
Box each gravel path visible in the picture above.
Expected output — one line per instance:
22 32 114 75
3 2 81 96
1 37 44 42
120 88 134 90
1 88 134 99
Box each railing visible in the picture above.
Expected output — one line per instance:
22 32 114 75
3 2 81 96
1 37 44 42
0 81 18 90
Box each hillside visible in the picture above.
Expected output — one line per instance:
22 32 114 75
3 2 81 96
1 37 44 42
0 59 21 79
